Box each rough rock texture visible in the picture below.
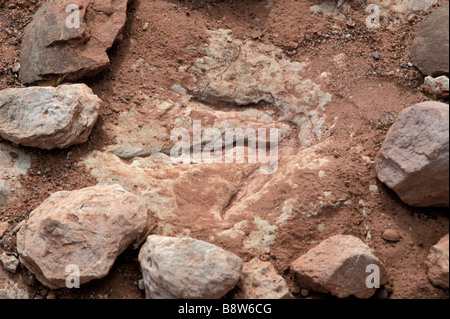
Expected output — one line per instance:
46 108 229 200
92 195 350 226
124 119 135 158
185 29 333 146
0 267 32 299
0 84 101 150
233 258 292 299
426 234 449 289
291 235 388 299
17 184 149 289
422 75 449 100
0 252 19 273
0 222 8 238
310 1 352 20
82 150 258 227
106 97 291 159
371 0 438 14
81 140 336 255
19 0 132 85
375 101 449 207
0 143 31 208
138 235 243 299
410 5 449 76
313 1 438 20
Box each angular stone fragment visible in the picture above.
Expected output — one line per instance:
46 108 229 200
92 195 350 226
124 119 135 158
138 235 243 299
17 184 149 289
0 143 31 208
375 101 449 207
0 252 19 273
422 76 449 100
291 235 388 299
0 84 101 150
410 5 449 76
233 258 292 299
19 0 132 85
426 234 449 289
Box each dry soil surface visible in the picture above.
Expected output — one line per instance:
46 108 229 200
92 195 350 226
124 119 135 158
0 0 449 299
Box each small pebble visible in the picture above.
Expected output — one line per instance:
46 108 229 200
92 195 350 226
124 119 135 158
0 252 19 273
400 62 409 68
378 289 389 299
384 284 394 293
290 286 300 294
317 223 325 232
12 220 26 234
300 289 309 297
138 279 145 291
142 22 149 31
12 62 21 73
407 14 416 23
382 228 401 242
372 53 380 60
46 292 56 299
28 274 37 286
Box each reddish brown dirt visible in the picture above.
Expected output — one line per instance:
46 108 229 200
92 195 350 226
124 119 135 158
0 0 449 299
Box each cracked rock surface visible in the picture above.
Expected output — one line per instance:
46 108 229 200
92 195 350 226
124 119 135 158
185 29 333 146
